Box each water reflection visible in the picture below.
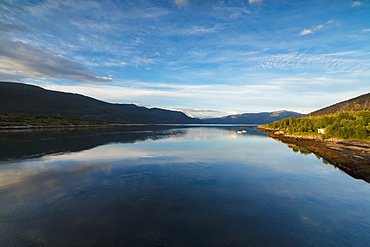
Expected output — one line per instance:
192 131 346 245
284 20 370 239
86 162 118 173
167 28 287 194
0 125 265 162
288 145 312 155
0 125 186 162
285 142 351 171
1 126 370 246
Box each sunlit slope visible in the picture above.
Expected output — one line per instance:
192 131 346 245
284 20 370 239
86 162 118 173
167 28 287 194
261 93 370 140
308 93 370 117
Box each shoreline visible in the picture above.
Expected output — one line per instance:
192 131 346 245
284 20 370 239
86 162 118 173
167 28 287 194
0 123 143 131
256 126 370 183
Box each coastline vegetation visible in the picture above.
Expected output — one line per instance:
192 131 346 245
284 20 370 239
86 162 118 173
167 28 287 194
0 111 112 127
262 111 370 141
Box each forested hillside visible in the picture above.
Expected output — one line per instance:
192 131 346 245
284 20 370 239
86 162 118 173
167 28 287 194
263 111 370 140
0 111 111 127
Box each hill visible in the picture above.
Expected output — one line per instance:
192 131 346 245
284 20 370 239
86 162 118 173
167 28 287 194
263 111 370 140
308 93 370 116
261 92 370 140
202 110 303 124
0 82 201 124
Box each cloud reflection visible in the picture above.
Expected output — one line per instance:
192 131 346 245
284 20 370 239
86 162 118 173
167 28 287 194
2 126 370 246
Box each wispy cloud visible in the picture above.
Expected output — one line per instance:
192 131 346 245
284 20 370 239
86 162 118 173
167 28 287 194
187 24 224 35
257 52 370 76
2 0 170 57
174 0 188 8
249 0 263 5
0 40 112 82
1 0 369 114
132 56 157 67
212 6 252 20
299 23 327 36
352 1 361 7
0 22 30 34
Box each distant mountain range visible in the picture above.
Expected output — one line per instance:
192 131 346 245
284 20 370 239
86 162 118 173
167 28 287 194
308 93 370 116
202 110 303 124
5 81 349 125
0 82 201 124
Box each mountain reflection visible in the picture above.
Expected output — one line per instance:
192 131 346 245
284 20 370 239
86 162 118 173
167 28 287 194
0 125 185 162
0 125 265 162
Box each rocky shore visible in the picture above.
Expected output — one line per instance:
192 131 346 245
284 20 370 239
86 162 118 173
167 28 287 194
256 126 370 183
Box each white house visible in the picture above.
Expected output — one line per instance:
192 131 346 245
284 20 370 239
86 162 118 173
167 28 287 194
318 128 325 134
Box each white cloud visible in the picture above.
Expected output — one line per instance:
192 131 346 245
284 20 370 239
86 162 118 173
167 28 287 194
3 0 368 116
171 108 227 118
299 29 313 35
0 40 112 82
43 82 279 115
40 76 369 117
299 25 324 36
299 21 336 36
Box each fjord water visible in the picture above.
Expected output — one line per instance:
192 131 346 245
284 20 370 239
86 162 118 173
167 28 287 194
1 126 370 246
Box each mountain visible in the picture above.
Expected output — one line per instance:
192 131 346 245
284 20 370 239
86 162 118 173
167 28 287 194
202 110 303 124
308 93 370 117
0 82 201 124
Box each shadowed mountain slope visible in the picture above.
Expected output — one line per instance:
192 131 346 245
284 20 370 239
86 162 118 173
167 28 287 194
0 82 201 124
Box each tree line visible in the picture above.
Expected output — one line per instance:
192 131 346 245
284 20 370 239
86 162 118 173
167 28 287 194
0 111 111 127
263 111 370 140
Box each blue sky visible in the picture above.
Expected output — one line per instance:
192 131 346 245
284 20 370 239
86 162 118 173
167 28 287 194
1 0 369 118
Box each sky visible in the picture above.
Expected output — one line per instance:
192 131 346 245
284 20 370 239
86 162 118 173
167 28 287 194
0 0 369 118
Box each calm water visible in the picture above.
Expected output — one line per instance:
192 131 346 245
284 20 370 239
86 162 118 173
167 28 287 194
1 125 370 247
